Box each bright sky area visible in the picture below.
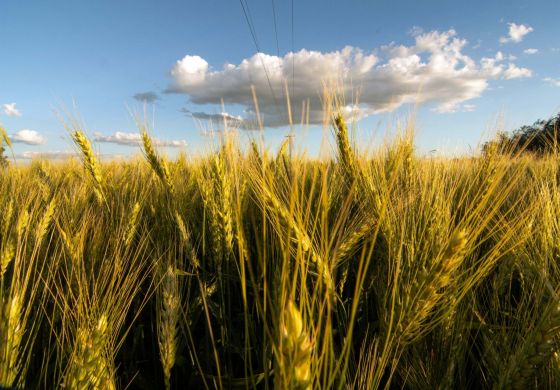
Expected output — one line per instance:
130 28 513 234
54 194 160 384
1 0 559 160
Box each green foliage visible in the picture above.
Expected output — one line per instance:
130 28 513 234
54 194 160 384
483 113 560 155
0 144 7 168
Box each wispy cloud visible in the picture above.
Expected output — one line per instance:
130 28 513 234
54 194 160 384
17 150 124 160
524 48 539 55
408 26 424 36
499 23 533 44
133 91 159 103
94 131 187 147
167 29 532 126
3 103 21 117
18 150 78 160
544 77 560 87
11 129 46 145
182 109 245 126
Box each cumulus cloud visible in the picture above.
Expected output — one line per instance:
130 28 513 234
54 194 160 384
94 131 187 147
11 130 46 145
544 77 560 87
524 48 539 55
500 23 533 44
167 29 533 126
3 103 21 117
133 91 159 103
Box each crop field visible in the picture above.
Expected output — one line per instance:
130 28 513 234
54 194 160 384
1 114 560 389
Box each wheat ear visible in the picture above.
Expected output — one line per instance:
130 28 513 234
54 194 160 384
278 300 313 390
174 211 200 268
72 130 104 203
396 230 468 344
334 114 359 186
261 184 334 294
0 294 23 387
124 202 141 246
141 129 174 194
212 153 234 256
500 301 560 389
36 199 56 244
64 314 115 390
158 265 180 390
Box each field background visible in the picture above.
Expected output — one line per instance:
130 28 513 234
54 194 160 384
1 114 559 389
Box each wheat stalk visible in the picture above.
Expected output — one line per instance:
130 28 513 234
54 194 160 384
499 300 560 389
0 244 14 279
72 130 104 203
58 225 79 263
334 114 359 186
199 176 224 264
141 128 174 194
395 230 468 344
212 153 234 257
260 184 334 294
36 199 56 244
335 216 376 263
174 211 200 268
2 200 14 240
16 210 29 239
124 202 141 246
64 314 115 390
0 293 23 387
278 300 313 390
158 265 180 390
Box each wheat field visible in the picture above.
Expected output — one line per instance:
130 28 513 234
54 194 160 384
1 114 559 389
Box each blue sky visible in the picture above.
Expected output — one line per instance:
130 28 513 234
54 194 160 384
1 0 559 159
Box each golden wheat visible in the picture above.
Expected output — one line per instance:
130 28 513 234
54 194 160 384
72 130 104 203
278 300 313 390
0 294 23 387
64 314 115 390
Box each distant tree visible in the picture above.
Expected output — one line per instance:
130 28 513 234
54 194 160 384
0 142 8 168
483 113 560 156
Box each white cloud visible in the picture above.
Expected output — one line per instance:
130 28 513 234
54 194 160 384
524 48 539 55
11 129 46 145
167 29 533 125
500 23 533 44
503 63 532 79
17 151 123 160
94 131 187 147
544 77 560 87
3 103 21 117
18 150 78 160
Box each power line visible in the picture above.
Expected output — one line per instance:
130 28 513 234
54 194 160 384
238 0 280 109
240 0 259 50
291 0 295 94
271 0 280 57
